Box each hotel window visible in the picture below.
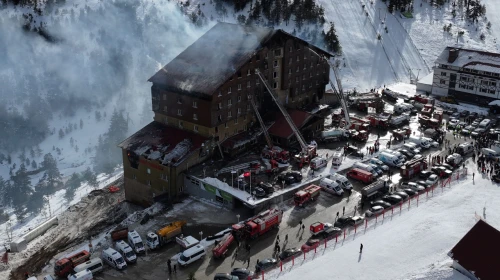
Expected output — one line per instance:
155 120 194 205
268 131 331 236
296 66 299 73
163 106 168 112
194 125 199 132
296 55 299 61
247 104 251 111
178 120 183 128
163 94 167 100
237 108 241 114
164 116 168 124
310 62 313 68
147 168 151 174
289 57 292 64
218 115 222 122
256 54 260 61
304 54 307 60
177 97 182 104
235 118 238 124
247 69 251 76
193 113 198 120
225 122 229 128
247 81 251 88
238 95 241 102
288 69 292 75
237 71 242 78
218 91 222 97
147 180 151 186
274 60 278 67
295 77 299 83
273 82 278 89
218 102 222 110
177 109 182 116
228 111 232 118
256 79 260 85
238 84 242 91
289 46 293 52
273 72 278 78
192 101 197 108
228 99 232 106
228 87 232 93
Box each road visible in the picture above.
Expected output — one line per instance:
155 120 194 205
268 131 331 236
97 104 473 280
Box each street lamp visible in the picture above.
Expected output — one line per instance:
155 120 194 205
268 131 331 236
236 214 240 223
231 170 236 188
199 231 203 241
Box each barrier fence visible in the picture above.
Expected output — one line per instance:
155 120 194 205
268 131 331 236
258 168 469 280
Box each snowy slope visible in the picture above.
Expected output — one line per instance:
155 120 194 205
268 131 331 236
266 161 499 280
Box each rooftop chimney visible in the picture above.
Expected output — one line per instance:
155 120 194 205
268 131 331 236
448 48 459 63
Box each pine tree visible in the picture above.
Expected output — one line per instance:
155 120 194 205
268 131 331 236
83 167 98 190
324 22 342 53
10 163 32 218
59 128 65 139
42 153 61 190
31 160 37 169
80 119 84 129
30 147 35 158
64 173 82 202
7 154 11 164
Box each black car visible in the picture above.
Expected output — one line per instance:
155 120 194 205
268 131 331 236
257 182 275 195
253 187 267 198
382 194 403 205
214 273 239 280
399 149 415 158
393 191 409 200
289 171 303 181
416 180 431 189
346 146 363 158
231 268 254 280
419 170 432 179
278 173 299 185
255 258 278 272
441 163 454 170
370 200 392 209
470 112 479 119
460 110 470 117
279 248 302 261
401 188 417 196
322 227 342 239
334 216 354 228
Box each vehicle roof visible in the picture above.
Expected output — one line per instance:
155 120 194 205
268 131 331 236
371 205 384 210
259 258 276 263
183 244 205 255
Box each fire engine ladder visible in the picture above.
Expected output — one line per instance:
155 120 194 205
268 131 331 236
308 48 351 129
249 97 274 150
255 70 309 154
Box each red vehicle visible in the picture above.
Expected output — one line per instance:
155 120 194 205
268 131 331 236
309 222 331 235
111 227 128 241
432 110 443 123
349 116 371 126
232 208 282 240
212 233 235 258
421 104 434 117
351 130 369 142
400 157 428 179
353 100 384 113
419 115 440 129
294 185 321 206
54 250 91 277
262 146 290 164
346 168 373 184
301 239 321 253
413 94 433 105
367 115 390 129
349 122 370 131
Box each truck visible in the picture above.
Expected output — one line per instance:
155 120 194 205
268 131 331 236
232 208 282 240
319 129 349 142
381 88 399 102
331 148 344 168
378 152 403 167
54 250 91 277
212 233 235 258
400 157 428 179
413 94 433 105
309 222 332 235
420 103 434 117
367 114 390 129
146 221 186 250
352 162 379 178
349 122 370 131
392 127 411 141
294 185 321 206
127 230 145 254
262 146 289 164
111 227 128 241
418 115 440 129
361 176 390 201
350 130 369 142
346 168 374 184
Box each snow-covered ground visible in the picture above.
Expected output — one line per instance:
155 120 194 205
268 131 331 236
266 159 499 280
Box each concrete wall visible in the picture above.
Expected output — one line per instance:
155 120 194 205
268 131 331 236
452 261 478 280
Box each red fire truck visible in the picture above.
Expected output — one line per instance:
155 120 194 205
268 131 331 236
392 127 412 141
294 185 321 207
212 233 235 258
232 208 282 240
350 130 369 142
418 115 440 129
400 157 428 179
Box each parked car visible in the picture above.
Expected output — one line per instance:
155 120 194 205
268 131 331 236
369 158 389 171
393 191 409 201
451 112 460 119
401 182 425 192
447 119 460 129
426 174 439 185
370 200 392 209
301 239 321 253
256 182 275 195
321 227 342 239
279 248 302 262
255 258 278 273
346 146 363 158
416 180 431 189
350 216 365 226
401 188 417 196
289 171 303 181
253 187 267 198
460 110 470 117
278 173 300 185
334 216 353 228
458 121 468 128
214 273 239 280
382 194 403 205
419 171 433 179
231 268 254 280
399 149 415 159
369 164 384 175
471 120 480 127
413 154 424 160
441 163 455 170
365 206 384 217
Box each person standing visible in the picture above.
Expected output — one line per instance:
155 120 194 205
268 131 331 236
360 243 363 253
167 259 172 274
173 264 177 274
301 224 305 231
473 172 475 182
342 206 345 216
285 234 288 242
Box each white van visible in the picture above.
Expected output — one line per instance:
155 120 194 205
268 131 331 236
352 162 378 178
408 136 430 149
330 173 353 190
319 178 344 196
74 258 104 275
378 152 402 167
177 244 206 266
481 148 498 158
127 230 145 254
101 248 127 270
421 136 439 148
310 157 327 170
478 119 491 129
115 240 136 263
67 269 93 280
457 143 474 155
402 143 421 155
385 149 407 163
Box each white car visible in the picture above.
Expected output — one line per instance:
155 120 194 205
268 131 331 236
365 206 384 217
369 159 389 171
448 119 459 128
369 164 384 175
426 174 439 186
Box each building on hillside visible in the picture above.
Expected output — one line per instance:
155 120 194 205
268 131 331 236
447 219 500 280
431 47 500 105
120 23 332 205
268 109 324 147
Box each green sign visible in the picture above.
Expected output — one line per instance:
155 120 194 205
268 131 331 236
219 190 233 202
202 183 217 194
201 182 233 203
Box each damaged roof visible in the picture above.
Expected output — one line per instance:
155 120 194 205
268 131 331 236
118 122 208 167
148 22 332 96
268 109 313 139
448 219 500 280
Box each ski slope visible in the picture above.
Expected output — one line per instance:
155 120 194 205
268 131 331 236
267 159 499 280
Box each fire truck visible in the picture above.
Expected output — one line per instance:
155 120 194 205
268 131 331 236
212 233 235 258
400 157 428 179
350 130 369 142
232 208 282 240
349 122 370 131
392 127 412 141
418 115 440 129
367 114 390 129
294 185 321 206
413 94 433 105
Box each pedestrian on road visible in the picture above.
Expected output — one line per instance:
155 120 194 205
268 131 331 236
354 205 357 215
285 234 288 242
173 264 177 274
277 245 281 254
302 224 305 231
336 211 339 218
360 243 363 253
167 259 172 274
473 172 475 181
275 240 279 248
343 206 345 216
299 220 302 227
277 235 280 242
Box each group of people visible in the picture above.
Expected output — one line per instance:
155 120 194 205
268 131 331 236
366 141 380 155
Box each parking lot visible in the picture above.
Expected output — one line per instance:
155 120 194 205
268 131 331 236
96 97 493 280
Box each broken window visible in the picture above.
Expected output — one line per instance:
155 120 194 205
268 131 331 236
237 71 242 78
256 54 260 61
273 72 278 78
273 82 278 89
215 126 219 133
273 60 278 67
